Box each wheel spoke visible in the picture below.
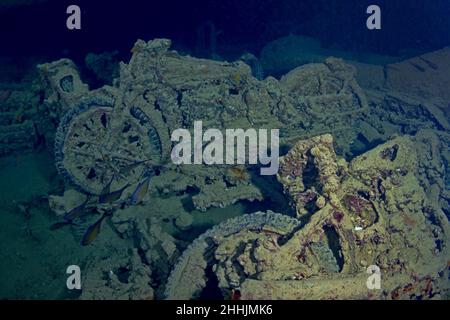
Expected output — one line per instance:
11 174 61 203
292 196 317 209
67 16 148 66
55 98 162 194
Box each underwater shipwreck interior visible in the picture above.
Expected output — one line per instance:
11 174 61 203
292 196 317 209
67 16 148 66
0 0 449 300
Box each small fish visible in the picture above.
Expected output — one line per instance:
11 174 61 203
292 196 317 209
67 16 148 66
99 183 130 204
63 196 90 221
119 159 153 176
49 220 75 231
81 212 109 246
99 176 115 197
129 176 151 205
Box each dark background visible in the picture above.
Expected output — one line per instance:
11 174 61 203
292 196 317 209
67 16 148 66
1 0 449 62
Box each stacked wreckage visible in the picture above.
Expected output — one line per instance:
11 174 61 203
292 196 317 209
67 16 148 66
33 39 449 299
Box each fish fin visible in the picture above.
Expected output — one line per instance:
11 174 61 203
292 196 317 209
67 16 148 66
49 222 66 231
81 214 107 246
70 214 99 243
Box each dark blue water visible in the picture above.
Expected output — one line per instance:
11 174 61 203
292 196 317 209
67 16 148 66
1 0 449 61
1 0 449 300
